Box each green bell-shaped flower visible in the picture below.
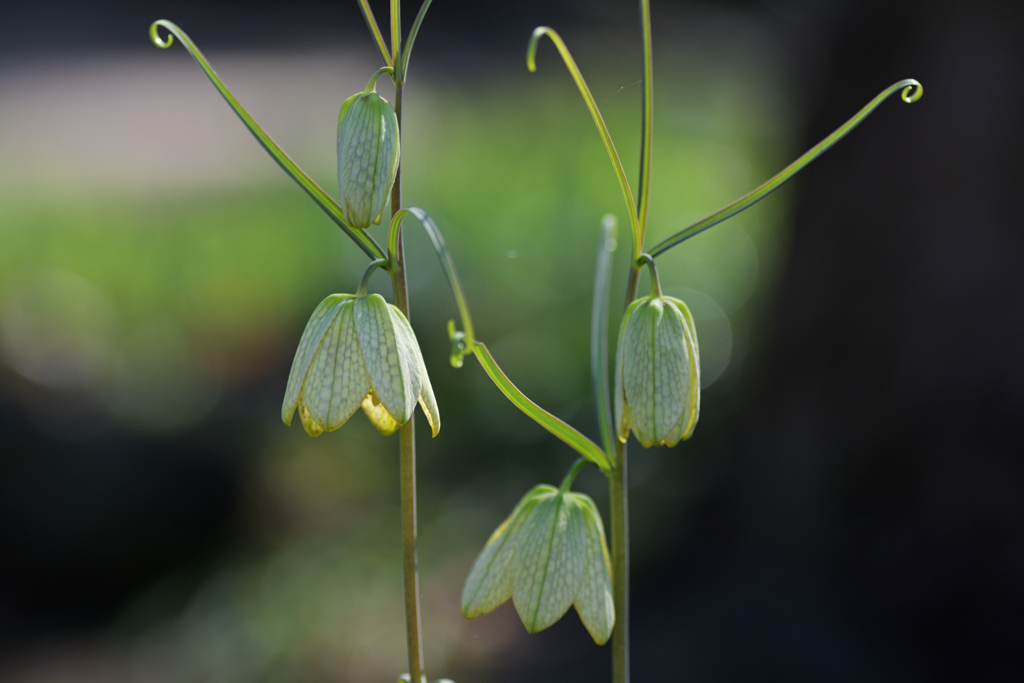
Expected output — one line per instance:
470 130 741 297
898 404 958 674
614 268 700 447
281 292 439 438
337 70 400 229
461 483 614 645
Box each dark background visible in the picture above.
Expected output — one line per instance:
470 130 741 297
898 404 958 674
1 1 1022 681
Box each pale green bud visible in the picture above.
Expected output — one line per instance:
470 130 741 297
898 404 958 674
614 293 700 448
337 86 400 229
461 484 614 645
281 292 439 438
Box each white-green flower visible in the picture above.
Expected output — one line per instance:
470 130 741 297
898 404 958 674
461 484 614 645
614 293 699 448
337 84 400 229
282 292 439 437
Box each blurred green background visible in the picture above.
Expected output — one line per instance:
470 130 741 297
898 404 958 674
0 5 791 680
4 1 1023 682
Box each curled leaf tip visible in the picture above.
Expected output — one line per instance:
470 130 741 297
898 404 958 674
448 319 469 368
149 20 174 49
900 79 924 103
526 26 552 72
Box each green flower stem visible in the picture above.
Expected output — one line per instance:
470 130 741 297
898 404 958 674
147 20 388 263
364 66 395 93
591 215 618 461
638 253 661 297
611 256 644 683
357 258 388 296
610 444 630 683
648 78 924 258
357 0 394 68
387 73 425 683
527 27 642 263
637 0 654 237
559 458 590 493
401 0 435 81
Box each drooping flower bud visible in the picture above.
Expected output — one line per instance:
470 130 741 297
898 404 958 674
281 292 438 437
461 484 614 645
614 290 700 448
337 73 400 229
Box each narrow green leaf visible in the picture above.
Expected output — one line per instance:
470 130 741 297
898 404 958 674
648 79 924 258
473 344 611 471
147 20 387 263
401 0 435 79
591 215 618 464
526 27 643 261
512 491 586 633
355 0 394 69
461 485 554 619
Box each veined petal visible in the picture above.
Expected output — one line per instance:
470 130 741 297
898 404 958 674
621 298 658 447
388 304 440 437
281 294 353 426
571 493 614 645
354 294 417 425
511 490 586 634
651 298 690 444
668 296 700 440
301 298 371 436
461 485 553 619
614 299 643 442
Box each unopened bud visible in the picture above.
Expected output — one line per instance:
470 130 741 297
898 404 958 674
614 292 700 447
337 77 400 229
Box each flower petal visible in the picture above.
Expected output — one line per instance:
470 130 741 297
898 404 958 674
301 298 370 435
461 484 553 619
668 296 700 441
387 303 440 437
354 294 417 425
571 493 614 645
511 490 586 634
281 294 351 425
614 299 642 443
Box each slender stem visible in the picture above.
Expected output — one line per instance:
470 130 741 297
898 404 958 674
148 20 387 262
388 78 425 683
527 27 642 262
401 0 435 79
637 0 654 239
559 458 589 493
638 253 661 297
357 258 388 295
610 440 630 683
648 78 924 258
610 261 642 683
357 0 394 68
